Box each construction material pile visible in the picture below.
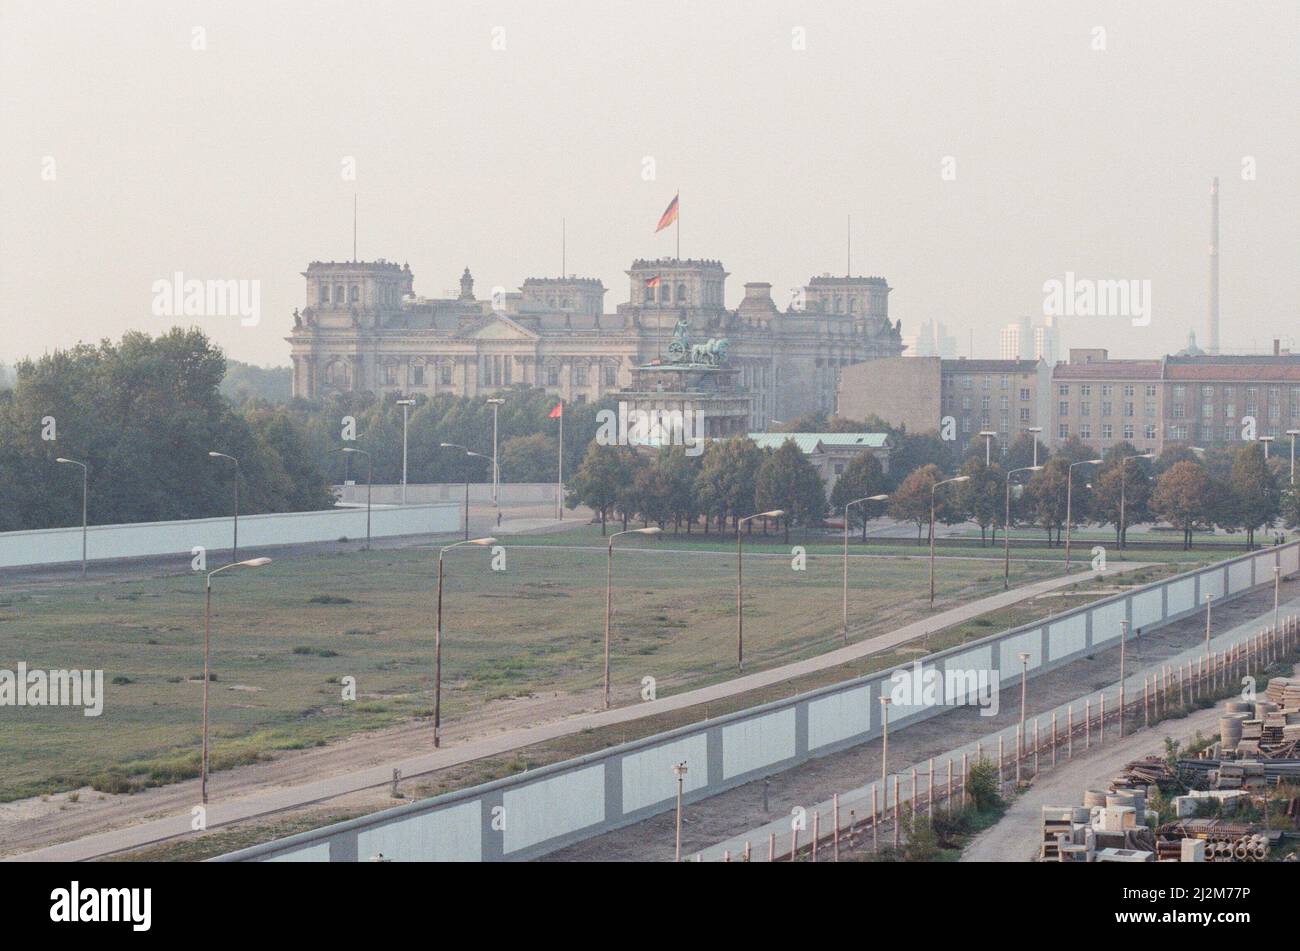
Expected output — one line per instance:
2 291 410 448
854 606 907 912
1218 683 1300 759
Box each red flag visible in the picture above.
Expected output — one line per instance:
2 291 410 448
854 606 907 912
655 194 679 233
644 275 661 288
549 402 563 419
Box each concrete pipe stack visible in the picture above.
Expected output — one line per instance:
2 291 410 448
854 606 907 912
1219 714 1249 751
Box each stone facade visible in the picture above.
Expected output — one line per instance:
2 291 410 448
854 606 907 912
287 258 903 426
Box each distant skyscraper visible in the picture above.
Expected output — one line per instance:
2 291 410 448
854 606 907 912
1000 316 1057 364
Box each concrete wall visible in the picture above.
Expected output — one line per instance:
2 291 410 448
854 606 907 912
334 483 560 507
0 504 460 569
214 541 1299 863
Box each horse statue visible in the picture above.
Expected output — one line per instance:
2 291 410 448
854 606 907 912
689 337 729 367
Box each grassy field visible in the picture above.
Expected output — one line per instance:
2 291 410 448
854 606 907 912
0 530 1068 801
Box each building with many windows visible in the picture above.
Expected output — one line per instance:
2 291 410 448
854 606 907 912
1049 345 1300 454
287 258 903 428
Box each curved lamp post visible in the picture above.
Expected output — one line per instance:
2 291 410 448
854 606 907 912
207 451 240 563
333 447 372 549
202 557 271 802
1064 458 1103 572
434 537 496 748
843 494 888 642
55 457 88 577
1003 466 1042 589
929 476 969 606
736 509 785 669
604 526 661 708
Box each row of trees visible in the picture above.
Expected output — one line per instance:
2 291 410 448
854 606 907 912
0 330 334 532
565 430 1299 548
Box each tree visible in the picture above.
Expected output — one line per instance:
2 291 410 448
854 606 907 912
1091 444 1153 547
694 437 762 533
1004 431 1050 472
1152 460 1214 549
889 464 943 543
1026 457 1070 545
1228 443 1280 548
956 458 1005 546
829 451 889 540
754 440 826 542
890 431 953 486
499 433 558 483
565 442 631 534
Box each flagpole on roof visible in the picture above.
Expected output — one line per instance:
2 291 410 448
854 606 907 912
676 190 680 261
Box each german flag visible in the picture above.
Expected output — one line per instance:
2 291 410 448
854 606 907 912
655 193 679 233
644 275 661 288
548 402 563 419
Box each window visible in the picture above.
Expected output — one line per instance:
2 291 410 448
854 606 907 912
1144 424 1157 440
981 395 990 411
1202 402 1214 419
1059 384 1070 397
411 365 424 386
1079 423 1091 439
1172 403 1185 418
1059 424 1069 439
676 283 688 303
999 395 1008 410
1101 424 1113 441
319 285 329 303
1173 385 1186 399
1059 401 1069 417
334 284 345 303
440 364 453 385
575 365 588 386
1202 385 1215 399
383 364 397 385
1225 402 1236 419
604 365 616 386
659 284 670 303
1145 401 1156 417
1123 385 1134 397
1124 402 1135 417
349 285 360 303
962 417 971 433
1101 401 1113 417
1169 424 1188 441
1102 384 1113 397
1000 375 1009 389
1145 385 1157 397
1080 385 1092 397
644 286 654 302
1020 408 1030 422
1080 402 1091 416
1123 424 1134 440
1019 387 1030 401
1201 424 1213 441
963 376 973 389
547 366 559 387
962 395 971 411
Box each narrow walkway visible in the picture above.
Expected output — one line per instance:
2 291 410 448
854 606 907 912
9 562 1144 861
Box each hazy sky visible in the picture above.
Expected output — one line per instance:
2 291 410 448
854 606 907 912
2 0 1297 368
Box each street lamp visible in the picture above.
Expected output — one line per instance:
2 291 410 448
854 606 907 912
1018 651 1030 782
434 537 496 748
1286 430 1300 485
1065 458 1104 572
605 527 661 708
1119 619 1129 737
396 399 415 504
1026 427 1043 467
201 557 271 802
736 509 785 669
1118 453 1155 551
207 451 240 563
486 398 506 510
843 494 889 642
1205 593 1214 653
1004 466 1042 589
55 457 88 577
441 444 490 541
929 476 969 606
334 447 372 549
979 431 997 466
672 761 688 862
